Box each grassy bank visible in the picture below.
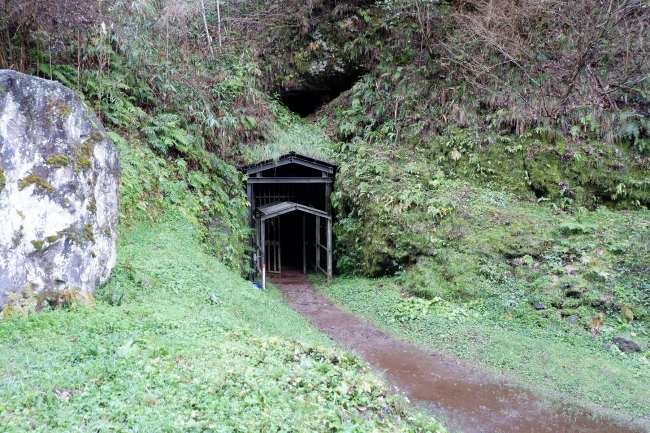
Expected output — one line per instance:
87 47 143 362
313 275 650 425
0 212 444 432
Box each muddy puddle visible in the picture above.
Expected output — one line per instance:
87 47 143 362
270 269 646 433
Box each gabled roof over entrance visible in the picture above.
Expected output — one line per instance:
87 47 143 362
255 201 330 221
243 152 337 176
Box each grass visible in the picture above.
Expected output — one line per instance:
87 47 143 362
0 211 445 432
244 122 334 164
312 275 650 425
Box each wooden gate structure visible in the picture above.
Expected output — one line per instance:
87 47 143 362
243 152 337 282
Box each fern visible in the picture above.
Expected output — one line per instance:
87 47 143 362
620 120 640 140
142 113 193 155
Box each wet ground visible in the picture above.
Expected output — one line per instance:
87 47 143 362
270 269 646 433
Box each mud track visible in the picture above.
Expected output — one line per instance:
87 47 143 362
270 270 645 433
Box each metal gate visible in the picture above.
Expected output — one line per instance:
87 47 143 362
255 202 332 282
264 217 281 273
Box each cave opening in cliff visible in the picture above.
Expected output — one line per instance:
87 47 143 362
279 70 366 117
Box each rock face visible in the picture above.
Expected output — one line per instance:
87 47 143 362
0 70 119 310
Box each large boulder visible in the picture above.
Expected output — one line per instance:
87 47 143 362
0 70 119 311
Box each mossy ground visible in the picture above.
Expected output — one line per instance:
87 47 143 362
313 162 650 423
313 275 650 423
0 212 444 432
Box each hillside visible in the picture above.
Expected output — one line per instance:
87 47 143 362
1 0 649 429
0 212 443 431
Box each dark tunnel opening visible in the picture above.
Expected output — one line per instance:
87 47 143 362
279 70 366 117
280 214 304 269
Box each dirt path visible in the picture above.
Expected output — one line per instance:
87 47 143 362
270 270 645 433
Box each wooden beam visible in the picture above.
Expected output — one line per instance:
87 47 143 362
245 156 335 175
247 177 333 184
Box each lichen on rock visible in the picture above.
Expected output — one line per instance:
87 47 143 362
0 70 119 312
45 154 70 168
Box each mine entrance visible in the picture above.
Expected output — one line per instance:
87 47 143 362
255 203 331 278
279 69 366 117
243 152 337 282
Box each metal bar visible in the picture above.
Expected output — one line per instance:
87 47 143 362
247 177 333 184
273 218 278 273
259 205 330 221
327 217 333 283
261 218 265 280
247 183 254 280
315 216 320 272
278 216 281 274
302 215 306 275
325 182 332 214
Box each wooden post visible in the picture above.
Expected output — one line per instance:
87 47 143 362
255 218 260 273
327 217 333 283
302 215 307 275
261 218 266 282
247 183 253 281
315 216 320 272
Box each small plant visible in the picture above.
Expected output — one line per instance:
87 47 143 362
1 287 38 318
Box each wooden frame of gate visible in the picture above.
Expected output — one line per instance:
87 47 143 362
263 216 281 273
255 202 332 282
242 152 337 283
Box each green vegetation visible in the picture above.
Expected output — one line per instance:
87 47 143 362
18 174 54 194
112 131 249 272
0 167 6 192
2 0 650 429
55 101 72 120
248 122 335 163
45 155 70 168
329 151 649 415
83 224 95 243
1 287 38 319
314 275 650 421
0 214 445 432
334 153 650 318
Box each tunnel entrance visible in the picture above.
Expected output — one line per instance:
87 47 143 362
279 70 366 117
242 152 337 282
281 214 305 269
